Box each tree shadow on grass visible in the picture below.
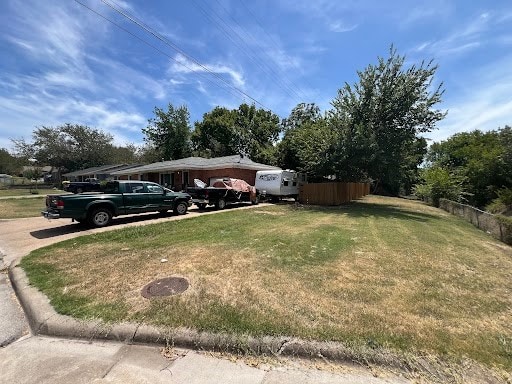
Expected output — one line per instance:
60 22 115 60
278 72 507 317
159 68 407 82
29 204 251 239
284 199 440 223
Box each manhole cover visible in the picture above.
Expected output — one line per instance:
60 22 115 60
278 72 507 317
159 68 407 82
141 277 189 298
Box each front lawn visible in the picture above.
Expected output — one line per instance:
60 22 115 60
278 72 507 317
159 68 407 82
21 196 512 371
0 197 46 219
0 188 63 197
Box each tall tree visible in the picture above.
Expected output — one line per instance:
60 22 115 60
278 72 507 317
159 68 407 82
234 103 281 164
12 124 114 172
108 144 140 164
281 102 322 133
329 46 446 194
191 103 281 164
142 103 192 161
0 148 19 174
277 103 331 176
191 107 237 158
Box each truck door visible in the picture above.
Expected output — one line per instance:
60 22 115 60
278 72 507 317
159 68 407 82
145 183 174 211
123 182 147 213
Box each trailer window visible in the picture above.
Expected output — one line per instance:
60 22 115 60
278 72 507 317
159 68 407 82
283 180 289 186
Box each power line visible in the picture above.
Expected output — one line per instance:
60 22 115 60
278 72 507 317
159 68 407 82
97 0 271 110
73 0 246 107
212 0 310 101
239 0 319 101
193 0 305 102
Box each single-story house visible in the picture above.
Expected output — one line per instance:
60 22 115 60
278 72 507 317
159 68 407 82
63 164 142 182
109 155 281 190
0 173 13 184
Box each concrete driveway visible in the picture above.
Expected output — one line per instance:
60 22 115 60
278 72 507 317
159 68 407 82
0 204 263 268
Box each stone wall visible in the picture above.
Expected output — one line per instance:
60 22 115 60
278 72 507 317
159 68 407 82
439 199 512 245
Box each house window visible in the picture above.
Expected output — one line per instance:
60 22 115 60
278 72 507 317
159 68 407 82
161 173 171 186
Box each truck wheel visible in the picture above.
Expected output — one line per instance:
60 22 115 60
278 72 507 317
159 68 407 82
197 203 207 210
174 201 188 215
215 198 226 210
88 207 112 227
76 187 83 194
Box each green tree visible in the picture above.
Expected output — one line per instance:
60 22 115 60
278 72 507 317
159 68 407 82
191 107 237 158
108 144 140 164
413 166 467 207
234 103 281 164
142 103 192 161
277 103 333 177
23 165 42 192
0 148 19 174
191 103 281 164
424 128 512 207
12 124 114 172
329 46 446 194
281 102 322 132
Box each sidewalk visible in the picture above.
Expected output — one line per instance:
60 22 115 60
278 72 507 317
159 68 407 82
0 336 409 384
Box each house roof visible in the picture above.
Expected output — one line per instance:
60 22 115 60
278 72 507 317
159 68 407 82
22 165 53 173
110 155 280 175
63 164 142 177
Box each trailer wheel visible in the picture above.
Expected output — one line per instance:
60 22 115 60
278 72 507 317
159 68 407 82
174 201 188 215
251 196 259 205
88 207 112 227
216 198 226 210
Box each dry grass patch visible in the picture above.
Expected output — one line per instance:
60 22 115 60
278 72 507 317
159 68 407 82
22 196 512 372
0 196 46 219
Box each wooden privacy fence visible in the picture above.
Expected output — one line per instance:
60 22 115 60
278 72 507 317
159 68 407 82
298 182 370 206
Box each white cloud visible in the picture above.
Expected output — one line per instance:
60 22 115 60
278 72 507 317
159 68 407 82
431 56 512 142
329 21 358 33
169 53 245 87
412 10 500 58
400 3 453 27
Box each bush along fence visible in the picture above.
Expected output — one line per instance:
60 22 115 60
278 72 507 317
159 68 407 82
298 182 370 206
439 198 512 245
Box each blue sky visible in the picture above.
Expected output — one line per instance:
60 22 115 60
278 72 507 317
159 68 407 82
1 0 511 152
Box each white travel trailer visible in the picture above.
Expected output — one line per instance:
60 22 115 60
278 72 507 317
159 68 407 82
255 169 306 201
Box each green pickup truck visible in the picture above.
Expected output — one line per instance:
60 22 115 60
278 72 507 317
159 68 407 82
42 180 192 227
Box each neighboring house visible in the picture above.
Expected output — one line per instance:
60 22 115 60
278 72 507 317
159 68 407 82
21 165 53 181
0 173 13 185
109 155 280 190
63 164 142 182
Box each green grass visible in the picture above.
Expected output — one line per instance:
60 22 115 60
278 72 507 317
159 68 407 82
0 196 47 218
0 188 63 197
21 196 512 371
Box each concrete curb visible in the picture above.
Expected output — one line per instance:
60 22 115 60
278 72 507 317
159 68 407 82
9 264 407 370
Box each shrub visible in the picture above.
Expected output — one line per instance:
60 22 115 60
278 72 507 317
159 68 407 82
413 166 467 207
486 187 512 214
